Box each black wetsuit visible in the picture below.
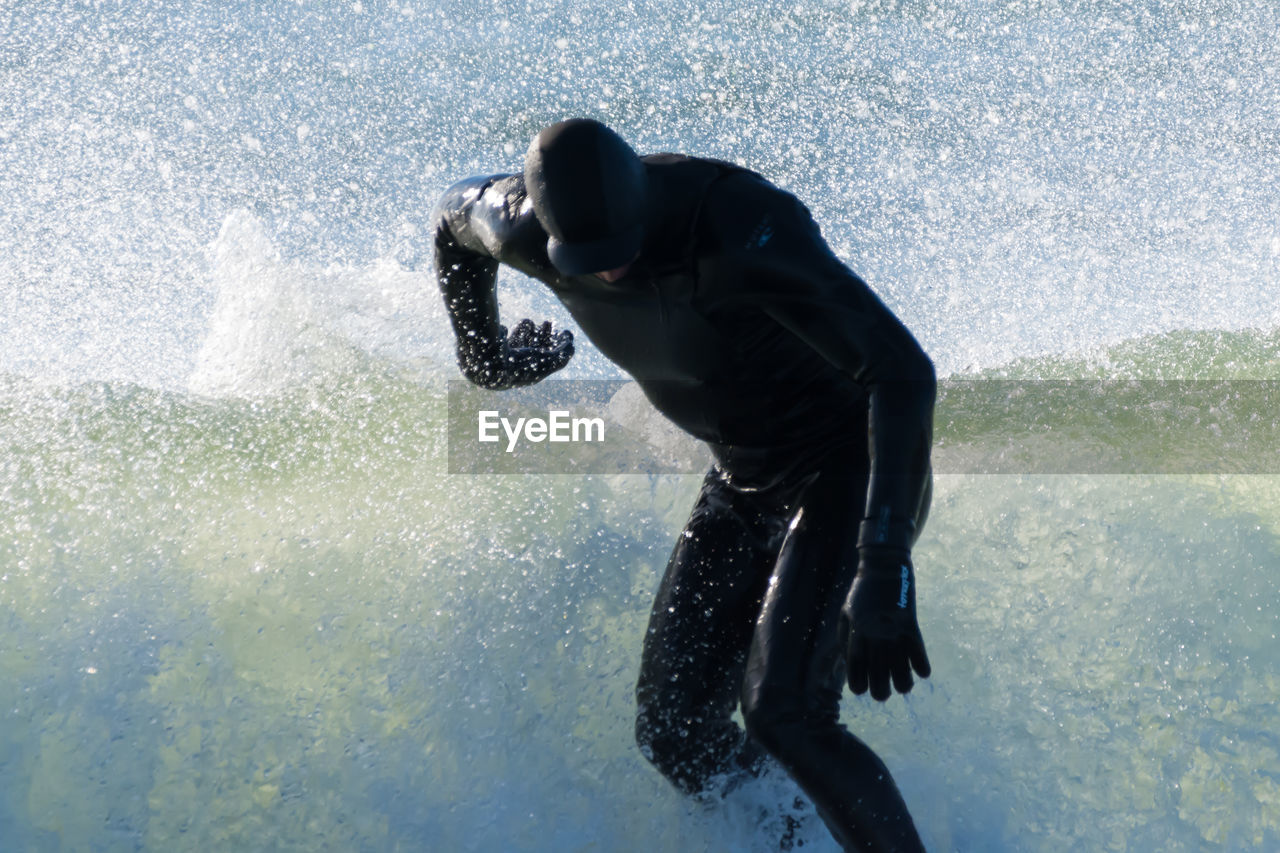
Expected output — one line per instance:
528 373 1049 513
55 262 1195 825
433 154 935 852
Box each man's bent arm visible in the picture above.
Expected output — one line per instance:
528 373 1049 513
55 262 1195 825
431 176 572 390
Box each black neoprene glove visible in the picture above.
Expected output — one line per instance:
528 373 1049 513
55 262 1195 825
843 536 931 702
459 319 574 389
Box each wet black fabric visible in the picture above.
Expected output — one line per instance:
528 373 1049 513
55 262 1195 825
432 153 934 851
635 442 925 852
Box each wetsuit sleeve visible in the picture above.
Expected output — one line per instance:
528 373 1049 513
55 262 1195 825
702 175 935 547
431 175 566 389
432 176 504 386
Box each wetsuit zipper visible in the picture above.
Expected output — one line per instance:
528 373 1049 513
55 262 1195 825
650 277 669 325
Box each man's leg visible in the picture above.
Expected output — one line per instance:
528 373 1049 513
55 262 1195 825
635 466 787 795
740 446 927 853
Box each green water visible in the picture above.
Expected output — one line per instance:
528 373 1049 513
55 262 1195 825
2 328 1278 850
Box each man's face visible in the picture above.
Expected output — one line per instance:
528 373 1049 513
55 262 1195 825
593 263 633 283
591 250 640 283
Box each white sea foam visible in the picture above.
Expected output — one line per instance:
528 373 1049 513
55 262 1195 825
189 210 457 397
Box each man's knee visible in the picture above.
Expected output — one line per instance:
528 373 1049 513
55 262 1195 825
741 690 795 758
741 686 833 762
636 703 702 794
635 701 747 796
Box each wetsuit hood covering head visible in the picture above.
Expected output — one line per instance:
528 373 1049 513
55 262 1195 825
524 118 648 277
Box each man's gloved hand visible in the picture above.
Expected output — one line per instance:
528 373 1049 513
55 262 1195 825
507 318 571 354
843 545 931 701
460 319 574 389
502 318 574 384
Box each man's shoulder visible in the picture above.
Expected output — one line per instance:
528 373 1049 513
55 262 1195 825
434 172 551 274
440 172 529 215
695 167 799 257
641 152 764 186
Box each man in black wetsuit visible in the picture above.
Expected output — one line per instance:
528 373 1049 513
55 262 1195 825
431 118 935 852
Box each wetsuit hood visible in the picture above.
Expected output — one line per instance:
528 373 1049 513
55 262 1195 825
524 118 648 277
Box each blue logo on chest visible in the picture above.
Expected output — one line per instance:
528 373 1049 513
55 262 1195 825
746 215 774 250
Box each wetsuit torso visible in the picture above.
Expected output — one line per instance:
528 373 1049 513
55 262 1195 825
432 153 934 531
